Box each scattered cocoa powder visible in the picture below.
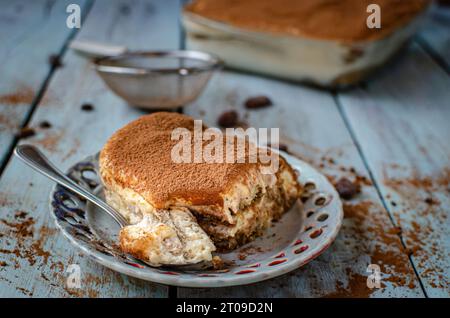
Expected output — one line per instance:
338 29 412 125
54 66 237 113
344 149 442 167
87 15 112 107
0 114 16 131
353 174 372 186
383 166 449 292
61 138 81 161
388 226 402 236
211 256 228 270
324 201 419 297
291 151 372 186
16 286 33 296
0 214 53 268
1 215 35 238
326 268 378 298
0 86 34 105
14 210 28 219
34 131 63 152
238 245 264 260
40 272 50 281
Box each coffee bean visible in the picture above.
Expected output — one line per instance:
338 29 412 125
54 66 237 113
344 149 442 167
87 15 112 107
335 177 361 200
217 110 238 128
244 96 272 109
39 121 52 129
48 54 63 68
278 143 289 152
16 127 35 139
81 103 94 111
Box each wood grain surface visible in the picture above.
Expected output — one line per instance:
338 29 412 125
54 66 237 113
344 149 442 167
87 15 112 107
0 0 448 298
337 43 450 297
0 0 89 168
180 71 424 297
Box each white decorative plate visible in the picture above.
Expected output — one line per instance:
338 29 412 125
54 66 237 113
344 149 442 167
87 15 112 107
49 151 343 287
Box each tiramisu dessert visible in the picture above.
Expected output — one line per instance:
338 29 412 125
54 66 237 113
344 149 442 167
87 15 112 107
99 112 301 266
183 0 430 86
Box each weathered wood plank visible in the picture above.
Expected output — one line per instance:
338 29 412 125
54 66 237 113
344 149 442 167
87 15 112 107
337 43 450 297
0 0 89 168
0 0 180 297
180 71 424 297
418 4 450 71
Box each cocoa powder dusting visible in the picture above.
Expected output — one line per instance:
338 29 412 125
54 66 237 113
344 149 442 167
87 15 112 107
326 268 379 298
0 114 17 131
0 193 12 207
14 210 28 219
0 213 55 270
278 141 421 297
100 112 277 209
324 201 419 297
34 131 63 152
237 245 264 261
383 167 450 292
0 86 34 105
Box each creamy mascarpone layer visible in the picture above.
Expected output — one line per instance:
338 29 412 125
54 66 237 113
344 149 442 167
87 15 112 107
104 183 215 266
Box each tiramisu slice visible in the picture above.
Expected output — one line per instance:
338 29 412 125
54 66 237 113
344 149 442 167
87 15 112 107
100 112 301 265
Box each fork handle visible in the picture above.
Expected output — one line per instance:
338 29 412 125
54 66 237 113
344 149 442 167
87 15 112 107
14 145 128 228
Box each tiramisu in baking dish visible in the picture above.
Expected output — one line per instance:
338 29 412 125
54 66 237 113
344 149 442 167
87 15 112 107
183 0 430 86
99 112 301 266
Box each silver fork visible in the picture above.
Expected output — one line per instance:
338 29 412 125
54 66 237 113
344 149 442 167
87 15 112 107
14 144 128 228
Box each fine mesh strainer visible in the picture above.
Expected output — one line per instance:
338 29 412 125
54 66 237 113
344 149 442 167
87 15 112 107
70 41 223 109
94 50 223 109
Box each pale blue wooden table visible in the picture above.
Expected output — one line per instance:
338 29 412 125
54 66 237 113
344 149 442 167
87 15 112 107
0 0 448 298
